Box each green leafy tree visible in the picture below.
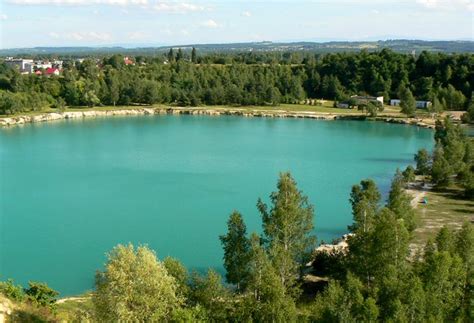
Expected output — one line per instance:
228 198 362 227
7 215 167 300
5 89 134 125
219 211 250 291
93 244 181 321
387 169 417 232
24 282 59 308
163 256 190 299
431 144 452 188
257 172 316 290
402 165 416 182
189 269 230 321
245 233 297 322
348 179 381 289
399 86 416 117
414 148 431 175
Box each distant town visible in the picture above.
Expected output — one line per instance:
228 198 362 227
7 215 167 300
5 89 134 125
3 56 137 76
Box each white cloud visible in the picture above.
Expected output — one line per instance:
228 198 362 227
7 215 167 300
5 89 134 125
0 14 8 20
200 19 220 28
153 2 207 13
416 0 474 11
127 31 148 40
371 9 380 14
241 11 251 17
47 31 112 42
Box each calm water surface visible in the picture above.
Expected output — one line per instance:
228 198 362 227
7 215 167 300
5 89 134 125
0 115 433 295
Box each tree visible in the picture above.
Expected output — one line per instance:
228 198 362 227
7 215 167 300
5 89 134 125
163 256 190 299
431 144 452 188
167 48 175 63
93 244 181 321
349 179 381 232
219 211 250 291
245 233 297 322
191 47 197 63
387 169 417 232
311 274 379 322
24 282 59 308
257 172 316 290
176 48 184 62
189 269 230 321
414 148 431 175
429 97 444 116
402 165 416 182
399 86 416 117
461 100 474 124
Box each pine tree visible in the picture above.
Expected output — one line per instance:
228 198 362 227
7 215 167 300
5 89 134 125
167 48 175 63
191 47 197 63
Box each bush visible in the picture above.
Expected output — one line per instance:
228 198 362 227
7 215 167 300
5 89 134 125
24 281 59 308
0 279 25 302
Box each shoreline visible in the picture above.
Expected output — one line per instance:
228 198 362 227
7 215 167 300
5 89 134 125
0 106 436 129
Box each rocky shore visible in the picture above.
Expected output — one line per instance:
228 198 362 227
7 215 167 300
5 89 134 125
0 107 435 129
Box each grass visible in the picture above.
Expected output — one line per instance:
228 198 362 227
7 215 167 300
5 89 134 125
411 186 474 250
55 295 94 321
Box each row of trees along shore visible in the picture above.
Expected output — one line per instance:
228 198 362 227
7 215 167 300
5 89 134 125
1 120 472 321
0 49 473 120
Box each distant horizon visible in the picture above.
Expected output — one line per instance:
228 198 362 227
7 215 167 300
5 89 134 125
1 38 474 51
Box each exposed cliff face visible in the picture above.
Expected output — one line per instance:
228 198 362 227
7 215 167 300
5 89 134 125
0 107 435 128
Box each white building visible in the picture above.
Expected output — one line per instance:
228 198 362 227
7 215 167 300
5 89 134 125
4 58 34 72
390 99 432 109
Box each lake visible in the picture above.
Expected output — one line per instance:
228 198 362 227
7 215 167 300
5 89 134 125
0 115 433 296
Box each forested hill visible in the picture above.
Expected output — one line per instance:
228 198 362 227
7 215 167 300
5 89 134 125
1 39 473 56
1 49 473 116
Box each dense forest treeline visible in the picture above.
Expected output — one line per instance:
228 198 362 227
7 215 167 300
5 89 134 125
1 120 473 322
0 49 473 117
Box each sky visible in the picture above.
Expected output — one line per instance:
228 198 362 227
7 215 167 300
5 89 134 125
0 0 473 49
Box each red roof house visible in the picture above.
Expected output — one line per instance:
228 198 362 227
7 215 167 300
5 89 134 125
45 67 60 76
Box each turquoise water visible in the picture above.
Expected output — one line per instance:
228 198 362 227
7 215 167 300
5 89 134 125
0 116 433 296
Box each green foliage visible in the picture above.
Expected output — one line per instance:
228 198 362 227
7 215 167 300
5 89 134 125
0 279 25 302
399 85 416 117
461 101 474 123
93 244 181 321
387 169 417 232
311 274 379 322
414 148 431 175
244 233 298 322
163 256 190 299
24 281 59 308
219 211 250 291
402 165 416 182
349 179 381 232
189 269 231 321
257 172 316 291
431 144 452 188
2 50 471 115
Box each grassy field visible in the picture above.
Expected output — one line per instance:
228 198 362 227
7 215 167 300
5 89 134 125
411 185 474 250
